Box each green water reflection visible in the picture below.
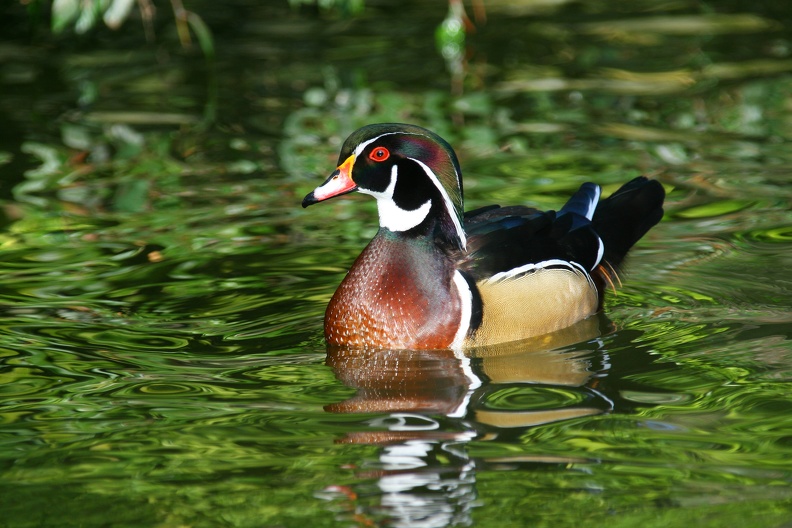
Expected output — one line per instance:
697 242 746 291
1 1 791 526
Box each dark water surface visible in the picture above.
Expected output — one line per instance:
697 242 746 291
1 2 791 526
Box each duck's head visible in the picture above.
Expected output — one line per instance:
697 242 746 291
302 123 467 250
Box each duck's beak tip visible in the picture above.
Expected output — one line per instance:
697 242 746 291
301 192 317 208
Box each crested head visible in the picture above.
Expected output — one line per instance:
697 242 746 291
338 124 464 197
303 123 467 250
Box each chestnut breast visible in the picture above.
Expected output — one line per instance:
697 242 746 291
325 232 461 349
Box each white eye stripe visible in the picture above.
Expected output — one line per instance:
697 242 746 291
354 132 464 197
353 132 400 158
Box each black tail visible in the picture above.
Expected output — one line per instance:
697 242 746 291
592 176 665 269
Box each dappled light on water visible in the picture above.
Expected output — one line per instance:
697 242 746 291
0 1 791 526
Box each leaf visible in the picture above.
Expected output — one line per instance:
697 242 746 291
75 0 101 34
676 200 755 219
51 0 80 33
185 11 215 60
103 0 136 30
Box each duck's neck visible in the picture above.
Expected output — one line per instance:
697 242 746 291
378 199 466 253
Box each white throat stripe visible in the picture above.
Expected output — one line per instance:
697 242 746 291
359 165 432 232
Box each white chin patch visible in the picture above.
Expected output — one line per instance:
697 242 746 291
360 166 432 232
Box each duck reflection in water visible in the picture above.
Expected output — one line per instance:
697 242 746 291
321 316 614 527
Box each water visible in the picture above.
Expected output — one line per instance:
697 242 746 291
1 1 791 526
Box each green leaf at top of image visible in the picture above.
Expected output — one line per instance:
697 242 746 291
51 0 80 33
435 3 466 61
103 0 135 30
675 199 755 219
74 0 101 34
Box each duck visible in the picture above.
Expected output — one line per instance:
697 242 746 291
302 123 665 350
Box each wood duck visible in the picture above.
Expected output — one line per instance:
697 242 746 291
302 123 664 350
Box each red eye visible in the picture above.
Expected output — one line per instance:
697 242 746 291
369 147 390 162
